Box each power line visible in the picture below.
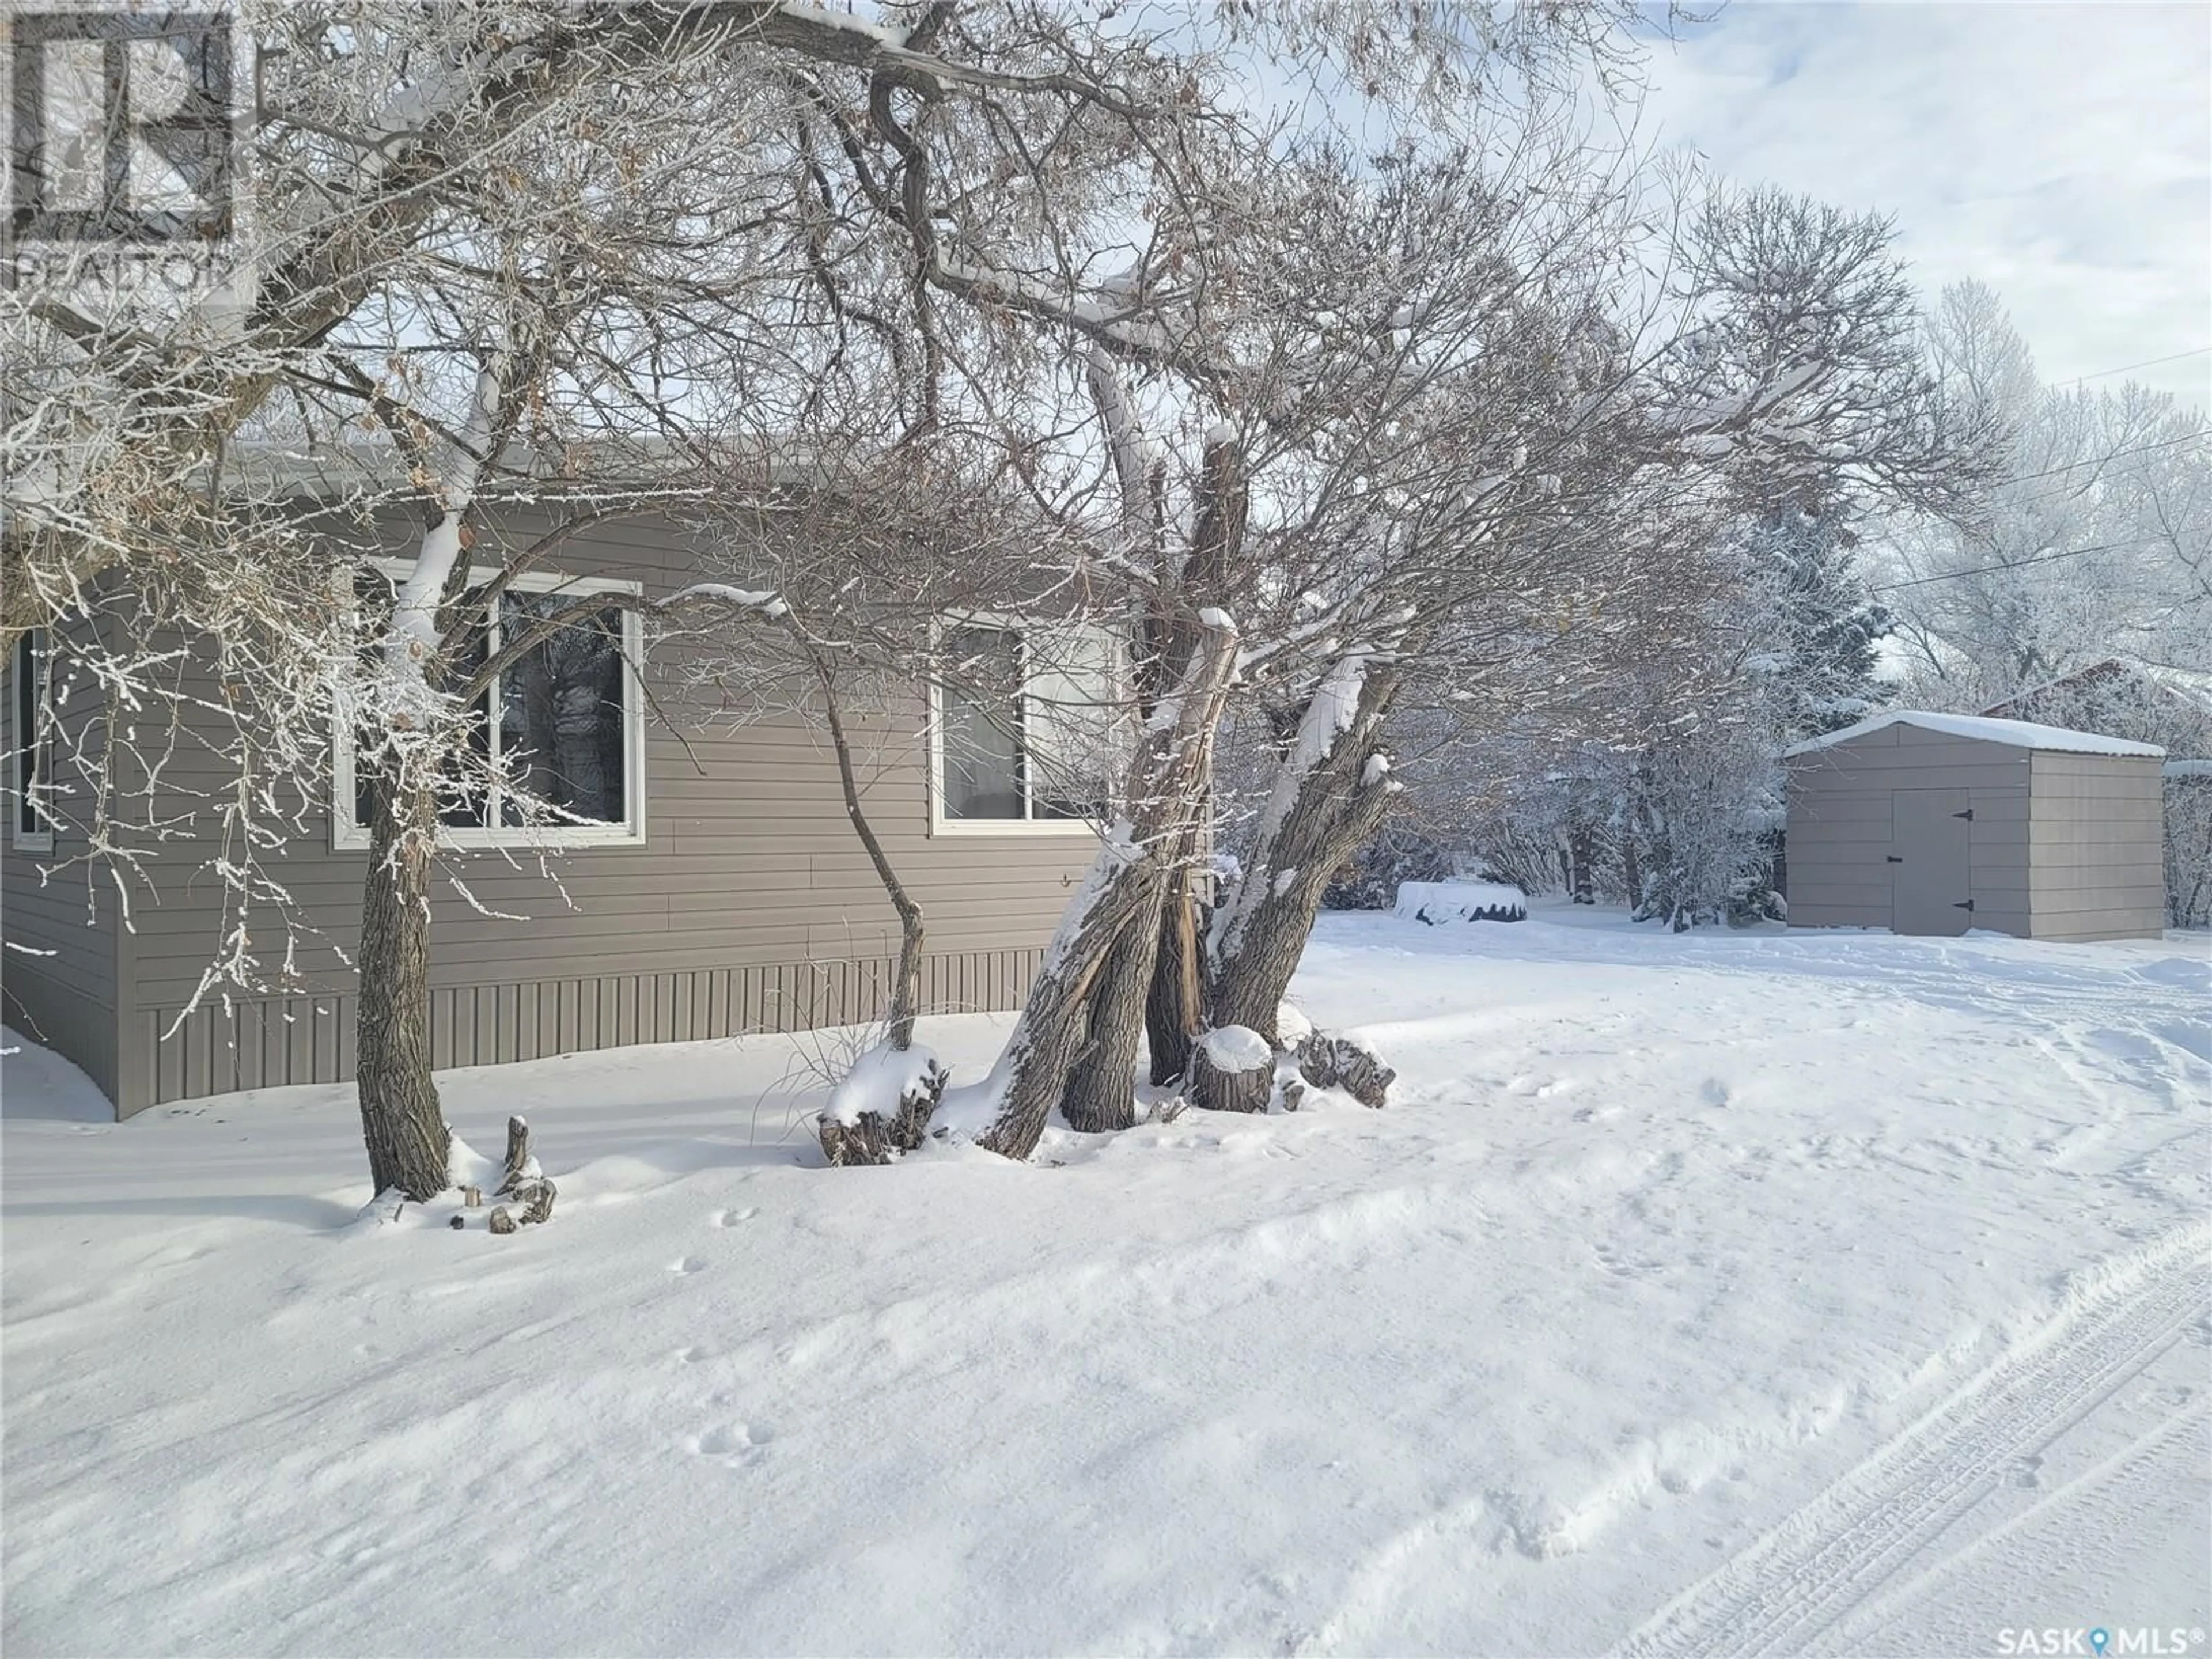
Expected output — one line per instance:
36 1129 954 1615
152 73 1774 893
1998 429 2204 487
2056 345 2212 387
1873 537 2146 593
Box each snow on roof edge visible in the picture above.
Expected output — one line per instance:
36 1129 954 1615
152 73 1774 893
1782 710 2165 759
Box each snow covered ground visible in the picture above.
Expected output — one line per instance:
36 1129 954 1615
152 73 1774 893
4 905 2206 1657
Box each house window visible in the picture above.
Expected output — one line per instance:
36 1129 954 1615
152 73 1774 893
11 629 52 851
335 567 645 849
934 620 1121 832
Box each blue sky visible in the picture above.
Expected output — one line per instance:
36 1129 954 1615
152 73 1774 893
1634 1 2211 410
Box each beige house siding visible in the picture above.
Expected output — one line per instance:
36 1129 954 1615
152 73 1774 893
1786 718 2164 941
2028 751 2165 941
17 512 1099 1115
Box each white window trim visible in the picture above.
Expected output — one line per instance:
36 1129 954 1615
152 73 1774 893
927 612 1123 839
11 628 53 853
332 561 647 852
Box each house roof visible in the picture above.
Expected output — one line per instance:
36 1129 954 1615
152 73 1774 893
1782 709 2166 759
1980 656 2212 722
2133 661 2212 718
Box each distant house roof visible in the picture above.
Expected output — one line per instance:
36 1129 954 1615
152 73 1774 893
1979 657 2212 723
1782 710 2166 759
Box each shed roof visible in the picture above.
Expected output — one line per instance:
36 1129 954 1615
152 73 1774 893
1782 710 2166 760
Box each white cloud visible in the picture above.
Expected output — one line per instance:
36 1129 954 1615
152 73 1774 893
1636 1 2211 410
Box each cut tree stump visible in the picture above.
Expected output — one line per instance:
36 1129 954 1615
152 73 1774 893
497 1115 539 1196
1296 1031 1395 1108
483 1117 557 1230
818 1058 950 1167
1190 1026 1274 1114
507 1176 557 1225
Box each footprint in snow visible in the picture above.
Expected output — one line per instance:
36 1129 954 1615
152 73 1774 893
668 1256 707 1276
693 1422 773 1467
712 1207 757 1228
676 1344 709 1365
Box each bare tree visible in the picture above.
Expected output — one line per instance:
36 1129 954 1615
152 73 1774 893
1885 281 2211 705
29 2 1952 1182
4 2 975 1196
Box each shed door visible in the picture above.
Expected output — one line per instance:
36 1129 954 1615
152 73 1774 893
1890 788 1972 936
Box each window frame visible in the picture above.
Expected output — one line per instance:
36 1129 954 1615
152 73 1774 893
10 628 53 853
332 560 648 853
926 612 1124 839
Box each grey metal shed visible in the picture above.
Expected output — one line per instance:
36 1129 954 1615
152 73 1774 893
1782 711 2166 941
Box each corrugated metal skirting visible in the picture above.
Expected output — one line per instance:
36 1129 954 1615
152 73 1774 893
134 948 1045 1106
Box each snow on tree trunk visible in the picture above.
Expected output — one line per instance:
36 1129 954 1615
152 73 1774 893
354 763 452 1202
975 838 1164 1158
1136 421 1243 1090
499 1115 537 1193
977 617 1240 1160
1205 652 1404 1048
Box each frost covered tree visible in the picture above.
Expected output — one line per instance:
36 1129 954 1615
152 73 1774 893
12 0 1997 1185
1742 507 1892 739
1594 191 2000 929
9 1 1186 1197
1389 199 1999 931
753 37 2012 1132
605 0 1695 1145
1883 281 2212 709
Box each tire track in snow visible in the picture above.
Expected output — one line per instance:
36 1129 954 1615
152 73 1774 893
1804 1393 2209 1657
1610 1221 2212 1659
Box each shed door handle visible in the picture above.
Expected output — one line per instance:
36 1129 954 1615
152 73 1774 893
1886 855 1903 863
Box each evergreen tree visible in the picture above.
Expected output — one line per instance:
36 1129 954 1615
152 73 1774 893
1744 507 1893 738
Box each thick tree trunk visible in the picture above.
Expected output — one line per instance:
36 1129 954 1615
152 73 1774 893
355 764 452 1200
1205 653 1405 1047
978 618 1240 1159
1144 857 1204 1085
975 366 1244 1157
1059 867 1166 1133
1569 825 1597 904
1127 417 1240 1093
976 845 1164 1158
